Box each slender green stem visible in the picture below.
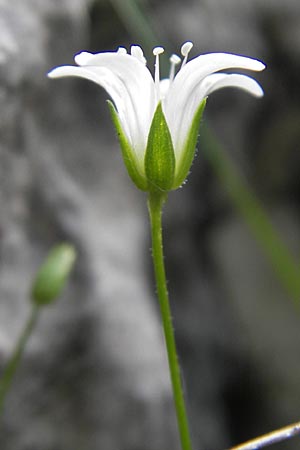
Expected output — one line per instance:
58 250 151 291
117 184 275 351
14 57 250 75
148 191 193 450
0 305 40 416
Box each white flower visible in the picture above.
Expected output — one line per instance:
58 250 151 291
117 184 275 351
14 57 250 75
48 42 265 191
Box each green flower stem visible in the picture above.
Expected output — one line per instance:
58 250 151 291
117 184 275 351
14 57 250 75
0 305 40 416
148 191 193 450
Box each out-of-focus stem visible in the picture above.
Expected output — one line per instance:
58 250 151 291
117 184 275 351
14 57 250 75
0 305 39 416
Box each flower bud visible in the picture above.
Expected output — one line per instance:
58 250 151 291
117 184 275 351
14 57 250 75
31 243 76 306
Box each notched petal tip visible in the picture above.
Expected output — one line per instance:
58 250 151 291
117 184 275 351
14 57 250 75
74 51 93 65
117 47 127 55
130 45 147 64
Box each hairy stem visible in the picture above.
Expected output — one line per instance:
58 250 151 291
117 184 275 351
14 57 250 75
148 191 193 450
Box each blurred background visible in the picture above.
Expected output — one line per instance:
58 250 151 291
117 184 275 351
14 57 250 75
0 0 300 449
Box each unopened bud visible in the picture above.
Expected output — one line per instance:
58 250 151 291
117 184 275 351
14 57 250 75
31 243 76 306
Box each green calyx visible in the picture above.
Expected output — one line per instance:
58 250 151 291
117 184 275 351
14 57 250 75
109 98 206 193
172 98 206 189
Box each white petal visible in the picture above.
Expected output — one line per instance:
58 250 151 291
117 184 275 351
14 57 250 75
78 52 155 155
202 73 264 97
48 52 156 158
159 79 171 100
164 53 265 154
48 65 104 84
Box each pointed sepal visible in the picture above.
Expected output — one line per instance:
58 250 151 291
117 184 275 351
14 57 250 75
108 101 148 191
173 98 206 188
145 103 175 192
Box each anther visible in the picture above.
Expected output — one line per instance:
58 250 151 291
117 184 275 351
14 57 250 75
181 41 193 57
180 41 193 68
170 54 181 65
153 46 164 57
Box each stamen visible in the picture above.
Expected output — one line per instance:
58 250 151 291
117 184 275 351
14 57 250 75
180 41 193 68
117 47 127 55
131 45 146 64
169 54 181 82
153 46 164 100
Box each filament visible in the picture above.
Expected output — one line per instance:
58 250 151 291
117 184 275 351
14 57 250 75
169 54 181 82
153 46 164 100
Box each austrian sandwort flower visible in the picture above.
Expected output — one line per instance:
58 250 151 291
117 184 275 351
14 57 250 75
48 43 266 450
48 42 265 192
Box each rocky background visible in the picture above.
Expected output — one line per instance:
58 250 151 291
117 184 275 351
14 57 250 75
0 1 300 449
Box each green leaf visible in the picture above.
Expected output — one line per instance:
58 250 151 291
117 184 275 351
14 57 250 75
31 243 76 306
145 102 175 192
173 98 206 189
108 101 148 191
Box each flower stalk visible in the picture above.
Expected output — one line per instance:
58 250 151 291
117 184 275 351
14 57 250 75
148 191 193 450
0 305 39 416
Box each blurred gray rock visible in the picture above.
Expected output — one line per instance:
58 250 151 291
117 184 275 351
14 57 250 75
0 1 178 450
209 206 300 444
